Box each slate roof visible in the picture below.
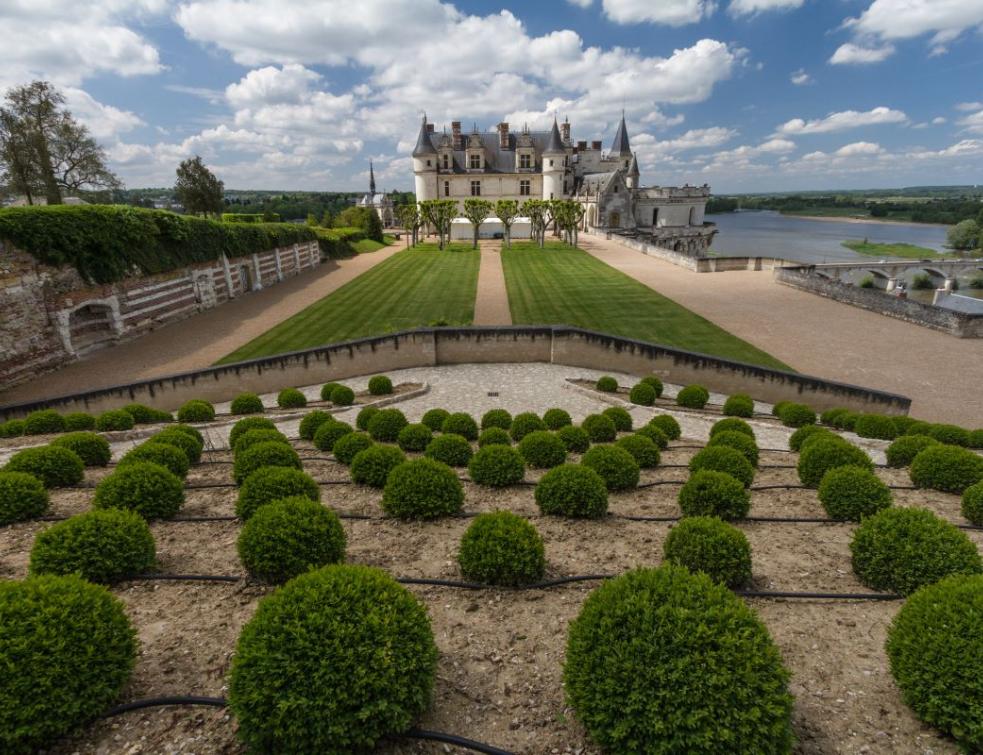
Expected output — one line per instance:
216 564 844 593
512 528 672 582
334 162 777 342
412 116 437 157
610 113 631 156
421 129 564 173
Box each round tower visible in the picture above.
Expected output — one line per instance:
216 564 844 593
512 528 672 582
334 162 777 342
542 118 565 201
411 115 438 202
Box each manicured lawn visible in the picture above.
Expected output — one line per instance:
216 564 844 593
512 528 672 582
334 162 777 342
842 240 940 259
352 238 389 253
501 242 791 370
218 244 479 363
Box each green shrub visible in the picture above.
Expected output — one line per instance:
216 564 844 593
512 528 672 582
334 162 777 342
351 445 407 487
420 408 450 432
710 417 754 439
628 382 656 406
707 430 759 468
227 565 437 753
962 481 983 525
277 388 307 409
910 444 983 494
29 509 155 584
424 433 472 467
152 428 203 464
890 416 919 436
689 446 755 488
635 424 669 450
478 427 512 447
564 566 793 753
234 428 289 456
542 408 572 430
582 445 640 491
481 408 513 430
0 472 49 525
24 409 65 435
52 431 111 467
397 423 433 452
367 375 393 395
925 423 971 447
382 458 464 519
300 410 333 440
649 414 681 441
458 512 545 586
616 434 660 468
679 470 750 520
602 406 632 432
789 424 832 452
820 408 848 426
818 466 892 522
441 412 479 441
0 574 136 753
118 441 189 479
63 412 96 431
771 400 791 418
237 466 320 520
329 385 355 406
797 437 872 488
535 464 608 518
968 429 983 449
320 382 342 401
313 420 353 452
169 423 204 446
122 403 173 424
663 516 752 588
332 432 373 465
176 399 215 423
723 394 755 418
555 424 590 453
517 431 567 469
832 410 859 431
851 508 981 595
0 419 25 437
94 461 184 519
778 402 816 428
95 409 135 432
581 413 616 443
468 445 525 487
355 406 379 431
367 408 408 442
231 392 264 415
886 574 983 751
4 446 84 488
885 435 938 468
595 376 618 392
228 416 276 448
854 414 900 440
640 375 664 396
233 441 302 485
510 411 547 441
676 384 710 409
238 498 345 583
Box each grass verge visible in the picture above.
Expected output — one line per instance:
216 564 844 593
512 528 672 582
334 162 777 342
842 240 940 259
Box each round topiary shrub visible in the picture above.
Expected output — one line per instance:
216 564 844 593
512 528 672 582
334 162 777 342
628 382 656 406
0 471 49 525
564 565 793 753
420 408 450 432
616 434 660 468
229 416 276 449
707 430 760 468
228 565 437 753
367 408 408 442
0 574 137 753
24 409 66 435
885 435 938 468
0 419 25 437
332 432 373 466
678 469 750 520
581 413 617 443
910 444 983 494
510 411 547 441
595 376 618 393
723 394 755 418
122 404 173 424
367 375 393 395
176 399 215 423
118 441 189 479
277 388 307 409
797 437 873 488
778 402 816 428
424 433 473 467
518 430 568 469
820 407 848 426
689 445 755 488
962 481 983 526
772 400 791 418
29 509 155 584
890 416 919 436
649 414 681 441
233 441 302 485
789 424 832 452
94 461 184 519
542 407 572 430
230 392 264 415
329 385 355 406
818 465 892 522
582 445 640 491
397 423 433 452
170 423 204 445
300 410 333 441
481 408 513 430
851 507 982 595
854 414 900 441
710 417 755 439
832 410 860 431
478 427 512 448
234 428 289 456
886 574 983 751
320 382 342 401
635 424 669 450
236 466 320 520
468 445 525 487
441 412 479 441
458 511 545 586
640 375 664 396
351 445 407 487
382 458 464 519
52 431 111 467
535 464 608 518
95 409 135 432
237 497 346 583
313 420 353 452
968 429 983 449
355 406 379 431
152 428 203 465
4 446 84 488
925 424 971 447
663 516 752 588
602 406 633 432
676 384 710 409
63 412 96 431
556 424 590 453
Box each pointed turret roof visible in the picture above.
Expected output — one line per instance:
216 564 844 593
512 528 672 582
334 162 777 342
627 152 639 176
412 115 437 157
544 117 564 154
610 112 631 156
369 160 376 194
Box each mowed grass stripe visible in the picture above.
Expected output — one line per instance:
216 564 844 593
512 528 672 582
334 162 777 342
218 244 480 363
502 242 790 370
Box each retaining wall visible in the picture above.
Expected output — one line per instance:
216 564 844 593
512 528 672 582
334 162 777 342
0 326 911 420
606 233 787 272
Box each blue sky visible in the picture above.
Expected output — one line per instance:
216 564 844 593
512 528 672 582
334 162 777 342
3 0 982 193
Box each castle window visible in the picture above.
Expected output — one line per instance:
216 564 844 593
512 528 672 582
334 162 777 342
519 153 531 169
470 180 481 196
563 182 568 194
548 159 553 167
519 180 530 196
444 181 450 197
613 184 618 193
469 154 481 169
442 154 448 169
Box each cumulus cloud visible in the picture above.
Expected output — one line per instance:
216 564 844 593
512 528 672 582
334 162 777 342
777 106 908 135
834 141 884 157
845 0 983 43
729 0 803 16
933 116 948 125
829 42 895 65
63 88 144 140
600 0 716 26
790 69 812 85
957 110 983 135
956 101 983 112
226 65 322 109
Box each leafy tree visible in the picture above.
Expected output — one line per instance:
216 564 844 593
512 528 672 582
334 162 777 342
420 199 457 250
462 198 493 249
306 213 318 226
175 156 224 217
947 220 980 252
363 207 384 242
495 199 519 249
555 200 585 247
396 203 421 247
522 199 548 248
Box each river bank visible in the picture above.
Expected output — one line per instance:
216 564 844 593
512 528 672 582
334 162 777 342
779 212 952 229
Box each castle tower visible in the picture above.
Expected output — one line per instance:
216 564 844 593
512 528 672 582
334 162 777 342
626 152 639 189
411 114 438 201
542 118 565 200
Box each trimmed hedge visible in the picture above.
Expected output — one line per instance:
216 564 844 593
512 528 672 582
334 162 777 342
351 445 407 487
707 430 759 468
778 402 816 428
118 441 189 479
689 446 755 488
52 431 111 467
616 434 660 468
152 428 204 464
582 445 640 491
885 435 938 468
421 408 450 432
640 375 664 396
300 410 333 441
231 393 265 415
313 420 353 453
228 416 276 448
925 424 971 447
628 382 656 406
831 410 859 431
854 414 900 441
277 388 307 409
789 424 831 453
95 409 135 432
234 428 290 456
635 424 669 450
397 423 433 453
818 465 892 522
962 481 983 526
678 469 751 520
468 445 525 487
820 408 848 426
649 414 681 441
970 429 983 449
518 431 567 469
170 423 204 446
4 445 84 488
510 412 547 441
542 408 572 430
723 394 754 418
556 425 590 453
535 464 608 518
676 384 710 409
94 461 184 519
176 399 215 423
0 419 25 437
367 375 393 396
602 407 633 433
122 403 173 424
24 409 65 435
329 385 355 406
797 437 873 488
424 434 473 467
478 427 512 448
581 414 616 443
64 412 96 431
332 432 374 466
458 511 545 586
236 466 320 521
367 408 408 442
481 409 513 430
595 376 618 392
382 458 464 519
233 441 302 485
441 412 479 441
0 471 49 525
227 565 437 753
356 406 379 431
663 516 752 588
320 382 342 402
909 444 983 494
710 417 754 439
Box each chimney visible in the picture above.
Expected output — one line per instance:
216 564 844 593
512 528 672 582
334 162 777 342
497 122 510 149
591 140 602 151
426 123 435 133
560 120 571 144
452 121 462 150
576 140 587 152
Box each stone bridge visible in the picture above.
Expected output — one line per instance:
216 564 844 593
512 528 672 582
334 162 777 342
810 258 983 292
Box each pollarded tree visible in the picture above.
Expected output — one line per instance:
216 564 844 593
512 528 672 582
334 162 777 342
463 198 493 250
555 200 585 247
396 203 420 247
175 156 224 217
420 199 457 250
495 199 519 249
522 199 548 248
947 219 980 252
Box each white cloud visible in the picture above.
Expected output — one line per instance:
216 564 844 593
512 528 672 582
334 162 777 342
956 101 983 112
648 127 738 152
957 110 983 134
729 0 803 16
566 0 594 6
932 116 948 125
790 69 812 85
600 0 716 26
63 88 144 140
829 42 895 65
757 138 796 153
834 141 884 157
846 1 983 43
226 64 322 109
777 106 908 135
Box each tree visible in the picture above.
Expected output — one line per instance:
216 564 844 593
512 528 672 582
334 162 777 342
420 199 457 250
554 200 585 247
396 203 421 247
462 198 493 250
306 213 318 226
363 208 384 242
320 209 334 227
495 199 519 249
175 156 224 216
522 199 548 248
947 219 980 252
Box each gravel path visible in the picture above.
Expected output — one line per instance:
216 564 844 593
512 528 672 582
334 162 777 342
473 241 512 325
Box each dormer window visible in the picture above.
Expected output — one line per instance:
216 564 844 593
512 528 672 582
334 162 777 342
469 154 481 169
442 154 449 169
519 153 531 169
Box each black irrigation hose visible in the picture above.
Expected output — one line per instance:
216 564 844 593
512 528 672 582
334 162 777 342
134 573 240 583
735 589 901 601
402 729 514 754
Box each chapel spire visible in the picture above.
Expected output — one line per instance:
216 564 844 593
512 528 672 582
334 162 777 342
610 111 631 156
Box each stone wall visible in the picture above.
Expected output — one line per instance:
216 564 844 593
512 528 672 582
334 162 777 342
0 325 911 420
775 267 983 338
600 232 786 272
0 239 321 389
